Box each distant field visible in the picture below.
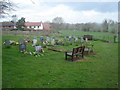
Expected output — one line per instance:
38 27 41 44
2 30 118 88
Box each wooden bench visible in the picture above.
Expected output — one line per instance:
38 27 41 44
65 46 85 61
83 35 93 40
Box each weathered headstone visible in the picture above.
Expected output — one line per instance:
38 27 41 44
40 36 44 42
80 37 84 42
5 40 11 48
69 36 72 42
32 38 37 46
35 46 42 52
46 37 50 41
19 43 26 52
75 37 78 42
51 39 55 45
85 38 88 42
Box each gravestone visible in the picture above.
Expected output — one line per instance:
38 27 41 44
35 46 42 52
5 40 11 48
46 37 50 41
85 38 88 42
40 36 44 42
26 37 29 39
80 37 84 42
75 37 78 42
19 43 26 52
64 36 67 40
51 39 55 45
34 37 37 39
32 38 37 46
69 36 72 42
72 36 75 40
19 39 25 44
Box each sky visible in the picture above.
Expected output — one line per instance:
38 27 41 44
0 0 119 23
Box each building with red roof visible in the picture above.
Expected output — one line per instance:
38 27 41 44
24 22 51 30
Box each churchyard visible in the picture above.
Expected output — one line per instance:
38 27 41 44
2 30 118 88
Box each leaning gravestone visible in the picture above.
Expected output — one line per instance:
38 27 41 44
5 40 11 48
19 43 26 52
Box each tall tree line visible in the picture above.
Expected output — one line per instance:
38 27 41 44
51 17 118 34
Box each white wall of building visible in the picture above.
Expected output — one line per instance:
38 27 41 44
27 23 43 30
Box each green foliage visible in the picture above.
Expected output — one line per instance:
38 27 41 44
16 17 26 30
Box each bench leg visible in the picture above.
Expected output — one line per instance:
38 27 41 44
71 56 74 61
82 53 84 58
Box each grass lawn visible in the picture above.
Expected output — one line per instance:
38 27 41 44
2 31 118 88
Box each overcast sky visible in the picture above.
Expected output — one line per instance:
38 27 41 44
0 0 119 23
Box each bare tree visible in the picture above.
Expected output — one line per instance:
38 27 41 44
52 17 64 24
52 17 65 30
0 0 15 18
102 19 108 32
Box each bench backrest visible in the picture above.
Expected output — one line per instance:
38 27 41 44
72 46 85 55
83 35 93 40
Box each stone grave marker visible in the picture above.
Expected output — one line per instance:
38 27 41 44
19 43 26 52
75 37 78 42
46 37 50 41
69 36 72 42
5 40 11 48
85 38 88 42
35 46 42 52
40 36 44 42
32 38 37 46
80 37 84 42
51 38 55 45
